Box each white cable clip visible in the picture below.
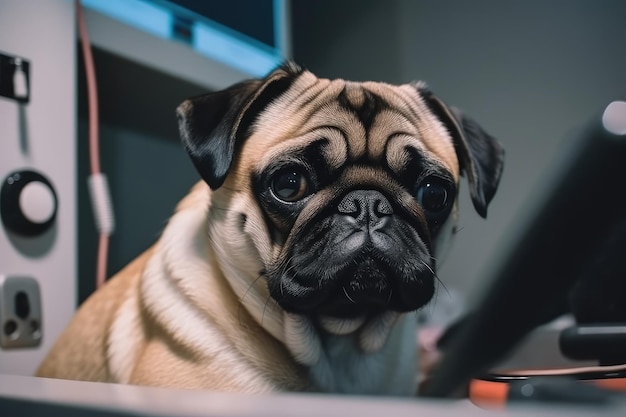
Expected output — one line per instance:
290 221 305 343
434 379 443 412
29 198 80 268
88 173 115 235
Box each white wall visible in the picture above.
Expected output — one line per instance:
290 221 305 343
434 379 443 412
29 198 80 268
0 0 76 375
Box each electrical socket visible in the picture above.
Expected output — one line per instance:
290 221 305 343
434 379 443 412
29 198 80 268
0 275 42 349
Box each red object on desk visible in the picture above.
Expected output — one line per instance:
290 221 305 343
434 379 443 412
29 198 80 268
469 364 626 408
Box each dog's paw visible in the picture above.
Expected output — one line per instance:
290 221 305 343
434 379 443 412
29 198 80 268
318 315 366 335
358 311 400 353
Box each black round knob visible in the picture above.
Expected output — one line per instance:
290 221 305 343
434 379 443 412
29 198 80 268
1 170 58 237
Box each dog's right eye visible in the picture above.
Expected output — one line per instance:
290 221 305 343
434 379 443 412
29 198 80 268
271 169 310 202
416 177 451 213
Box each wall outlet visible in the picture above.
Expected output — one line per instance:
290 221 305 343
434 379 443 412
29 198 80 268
0 275 42 349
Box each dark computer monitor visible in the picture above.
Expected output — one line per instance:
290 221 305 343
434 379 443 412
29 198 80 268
423 100 626 397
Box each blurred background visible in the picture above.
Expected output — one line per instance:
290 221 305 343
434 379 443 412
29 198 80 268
81 0 626 305
1 0 625 378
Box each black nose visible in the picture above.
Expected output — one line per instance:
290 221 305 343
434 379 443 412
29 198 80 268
337 190 393 229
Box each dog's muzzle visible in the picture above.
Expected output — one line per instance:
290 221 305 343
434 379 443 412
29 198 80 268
268 189 435 319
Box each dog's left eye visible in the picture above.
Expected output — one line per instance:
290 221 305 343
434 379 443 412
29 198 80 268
416 177 451 213
271 169 310 202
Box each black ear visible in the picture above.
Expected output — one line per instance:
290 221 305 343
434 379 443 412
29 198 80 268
177 62 304 189
419 87 505 218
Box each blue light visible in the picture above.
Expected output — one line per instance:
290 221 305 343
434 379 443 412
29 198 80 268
81 0 284 78
193 22 282 78
82 0 172 40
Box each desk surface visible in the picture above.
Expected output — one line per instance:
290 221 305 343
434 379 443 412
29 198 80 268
1 374 625 417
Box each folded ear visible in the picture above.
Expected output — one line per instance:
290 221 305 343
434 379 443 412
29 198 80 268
177 62 304 189
419 87 505 218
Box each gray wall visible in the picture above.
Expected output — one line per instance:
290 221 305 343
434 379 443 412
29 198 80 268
293 0 626 304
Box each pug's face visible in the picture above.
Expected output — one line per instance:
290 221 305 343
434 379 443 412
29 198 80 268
177 63 503 332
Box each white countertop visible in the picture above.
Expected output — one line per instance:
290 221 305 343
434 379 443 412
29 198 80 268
1 374 625 417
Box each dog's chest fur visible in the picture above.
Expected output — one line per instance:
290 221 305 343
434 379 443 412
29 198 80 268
309 314 418 395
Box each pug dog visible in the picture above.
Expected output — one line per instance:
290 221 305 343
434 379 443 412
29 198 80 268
37 63 504 396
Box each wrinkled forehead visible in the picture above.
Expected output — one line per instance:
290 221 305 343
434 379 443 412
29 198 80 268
241 71 460 180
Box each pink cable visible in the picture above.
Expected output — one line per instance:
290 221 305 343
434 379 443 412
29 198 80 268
97 234 109 289
76 0 100 176
76 0 109 289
